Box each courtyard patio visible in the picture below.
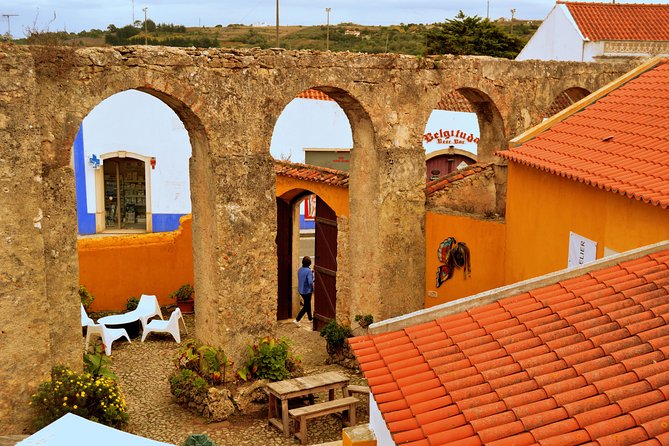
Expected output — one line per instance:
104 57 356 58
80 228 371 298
106 315 369 445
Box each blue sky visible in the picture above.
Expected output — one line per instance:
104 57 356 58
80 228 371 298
2 0 662 37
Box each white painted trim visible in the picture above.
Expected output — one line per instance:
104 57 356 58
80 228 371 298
560 3 586 41
369 394 395 446
95 151 153 233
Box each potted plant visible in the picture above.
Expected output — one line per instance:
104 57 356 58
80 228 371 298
170 284 195 314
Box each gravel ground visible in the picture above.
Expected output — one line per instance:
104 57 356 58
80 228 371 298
107 316 369 446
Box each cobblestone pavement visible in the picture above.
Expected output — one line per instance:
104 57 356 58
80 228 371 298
107 316 369 446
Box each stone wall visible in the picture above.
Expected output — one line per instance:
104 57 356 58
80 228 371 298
0 43 634 432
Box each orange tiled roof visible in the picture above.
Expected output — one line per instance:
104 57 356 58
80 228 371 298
435 91 474 113
425 163 491 196
274 160 348 187
500 60 669 209
296 89 336 102
350 248 669 446
563 2 669 41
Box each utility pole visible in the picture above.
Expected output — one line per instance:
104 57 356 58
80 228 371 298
325 7 331 51
510 8 516 33
142 7 148 45
275 0 280 48
2 14 18 38
132 0 135 23
487 0 490 19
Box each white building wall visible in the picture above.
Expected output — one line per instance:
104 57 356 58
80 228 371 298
369 394 395 446
583 41 606 62
423 110 479 156
516 4 586 62
82 90 192 215
270 98 353 163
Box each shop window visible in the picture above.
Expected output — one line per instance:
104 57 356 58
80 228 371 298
103 157 147 231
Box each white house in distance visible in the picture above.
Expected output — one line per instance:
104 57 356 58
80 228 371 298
516 2 669 62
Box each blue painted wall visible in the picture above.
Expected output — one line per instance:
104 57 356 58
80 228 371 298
74 126 97 235
300 215 315 230
152 214 186 233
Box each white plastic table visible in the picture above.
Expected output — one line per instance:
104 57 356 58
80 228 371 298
98 313 142 338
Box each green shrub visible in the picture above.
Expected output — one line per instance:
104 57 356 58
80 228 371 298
79 285 95 309
320 320 352 352
183 434 216 446
30 366 128 430
174 339 230 385
83 345 117 380
238 337 301 382
169 284 194 303
170 369 208 398
354 314 374 329
126 296 139 311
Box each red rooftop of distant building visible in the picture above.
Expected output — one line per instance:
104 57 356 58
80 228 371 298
561 2 669 41
350 246 669 445
274 160 349 188
501 59 669 209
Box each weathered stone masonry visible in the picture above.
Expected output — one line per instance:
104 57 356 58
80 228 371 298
0 44 633 432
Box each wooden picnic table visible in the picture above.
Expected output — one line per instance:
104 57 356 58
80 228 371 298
266 371 350 437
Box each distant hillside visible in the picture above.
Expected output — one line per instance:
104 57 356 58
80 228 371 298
14 20 539 57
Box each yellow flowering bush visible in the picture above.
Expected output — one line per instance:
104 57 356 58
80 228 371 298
30 366 128 430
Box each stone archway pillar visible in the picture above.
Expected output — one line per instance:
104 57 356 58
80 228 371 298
192 149 278 364
348 108 427 322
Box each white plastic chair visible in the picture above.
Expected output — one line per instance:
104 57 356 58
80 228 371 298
141 307 187 343
80 304 131 356
135 294 163 330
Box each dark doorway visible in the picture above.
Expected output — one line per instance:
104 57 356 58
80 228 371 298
103 157 147 231
276 198 293 320
313 196 338 331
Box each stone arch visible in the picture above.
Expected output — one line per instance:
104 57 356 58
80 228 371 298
543 86 591 119
455 87 508 163
271 84 377 322
38 76 213 370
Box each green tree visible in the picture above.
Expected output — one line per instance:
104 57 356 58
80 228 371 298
426 11 524 59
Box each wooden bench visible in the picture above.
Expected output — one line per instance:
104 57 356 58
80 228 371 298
347 385 370 396
288 396 359 445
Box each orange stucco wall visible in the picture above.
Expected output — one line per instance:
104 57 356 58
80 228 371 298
505 163 669 285
425 212 507 308
276 176 349 216
78 215 194 311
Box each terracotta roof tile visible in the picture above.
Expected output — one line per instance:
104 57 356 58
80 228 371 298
352 249 669 445
274 160 348 188
500 60 669 209
425 163 493 196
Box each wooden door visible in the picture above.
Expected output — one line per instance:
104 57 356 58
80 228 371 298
313 196 337 331
276 198 293 320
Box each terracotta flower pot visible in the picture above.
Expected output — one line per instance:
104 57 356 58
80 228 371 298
178 300 194 314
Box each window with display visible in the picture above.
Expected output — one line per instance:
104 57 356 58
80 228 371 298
103 157 147 231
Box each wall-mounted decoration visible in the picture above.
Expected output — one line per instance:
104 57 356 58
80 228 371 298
436 236 471 288
89 154 101 169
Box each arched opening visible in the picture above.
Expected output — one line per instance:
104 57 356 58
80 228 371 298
422 88 506 181
272 85 374 326
457 87 507 162
543 87 591 119
423 91 479 179
72 87 202 319
276 188 341 331
74 90 192 236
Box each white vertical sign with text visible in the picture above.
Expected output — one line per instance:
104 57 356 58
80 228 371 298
568 232 597 269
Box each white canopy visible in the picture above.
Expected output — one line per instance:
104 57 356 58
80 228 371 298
18 413 175 446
